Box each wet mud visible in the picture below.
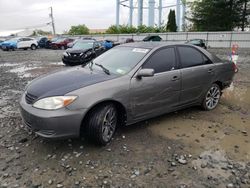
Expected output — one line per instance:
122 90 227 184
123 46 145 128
0 48 250 187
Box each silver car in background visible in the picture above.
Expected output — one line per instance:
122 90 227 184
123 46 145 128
20 43 235 145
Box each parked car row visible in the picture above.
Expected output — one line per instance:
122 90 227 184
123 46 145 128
1 34 208 52
1 37 38 51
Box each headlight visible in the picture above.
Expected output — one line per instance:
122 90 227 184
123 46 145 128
85 51 92 57
33 96 77 110
63 52 68 57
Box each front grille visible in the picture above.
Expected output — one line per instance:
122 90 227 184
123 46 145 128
70 53 81 57
25 93 38 104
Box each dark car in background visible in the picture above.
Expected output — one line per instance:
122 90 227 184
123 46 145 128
67 37 96 48
51 38 75 50
62 40 106 66
143 35 162 42
44 37 59 49
37 37 49 48
186 39 207 49
20 43 235 145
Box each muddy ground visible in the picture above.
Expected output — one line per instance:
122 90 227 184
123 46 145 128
0 48 249 188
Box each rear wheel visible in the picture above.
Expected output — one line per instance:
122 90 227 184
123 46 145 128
31 44 36 50
202 83 221 110
61 46 65 50
85 104 117 145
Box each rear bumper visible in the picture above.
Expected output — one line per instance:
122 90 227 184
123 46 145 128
19 93 87 139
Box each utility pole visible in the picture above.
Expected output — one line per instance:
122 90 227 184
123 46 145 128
49 7 56 35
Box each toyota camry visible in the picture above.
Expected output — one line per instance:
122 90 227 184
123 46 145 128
20 43 235 145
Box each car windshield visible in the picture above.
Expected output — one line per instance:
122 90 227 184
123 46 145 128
73 42 93 49
90 46 150 75
55 38 66 42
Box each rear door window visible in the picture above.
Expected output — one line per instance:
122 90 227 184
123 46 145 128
143 47 176 73
178 46 204 68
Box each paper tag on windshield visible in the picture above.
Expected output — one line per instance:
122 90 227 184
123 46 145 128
132 48 149 53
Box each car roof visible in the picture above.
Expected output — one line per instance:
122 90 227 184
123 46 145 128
120 42 198 49
120 42 167 49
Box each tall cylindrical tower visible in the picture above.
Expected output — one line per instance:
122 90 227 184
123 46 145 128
129 0 134 26
116 0 120 26
148 0 155 27
176 0 181 31
158 0 162 27
137 0 143 26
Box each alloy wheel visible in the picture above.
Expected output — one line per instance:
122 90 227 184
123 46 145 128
102 108 117 142
205 85 220 110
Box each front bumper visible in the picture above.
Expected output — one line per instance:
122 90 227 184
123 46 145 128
62 56 89 66
19 94 87 139
2 45 15 50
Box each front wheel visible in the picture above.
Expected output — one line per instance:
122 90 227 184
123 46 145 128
85 104 118 145
31 44 36 50
202 83 221 111
60 46 65 50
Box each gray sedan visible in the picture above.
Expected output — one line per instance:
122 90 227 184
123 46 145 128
20 43 235 145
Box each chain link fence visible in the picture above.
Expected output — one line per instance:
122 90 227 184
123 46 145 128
71 31 250 48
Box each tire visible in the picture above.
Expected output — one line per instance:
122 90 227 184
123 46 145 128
85 103 118 145
60 46 65 50
62 61 70 66
31 44 36 50
202 83 221 111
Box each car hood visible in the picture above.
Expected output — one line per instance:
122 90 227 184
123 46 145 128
2 41 16 45
51 42 63 45
26 67 118 99
66 48 91 53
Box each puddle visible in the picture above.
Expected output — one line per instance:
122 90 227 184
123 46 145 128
9 66 38 78
0 63 21 67
148 82 250 163
221 83 250 108
50 62 64 66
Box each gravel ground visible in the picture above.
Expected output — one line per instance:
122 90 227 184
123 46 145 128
0 48 249 188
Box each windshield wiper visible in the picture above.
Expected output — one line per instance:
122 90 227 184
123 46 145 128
95 63 110 75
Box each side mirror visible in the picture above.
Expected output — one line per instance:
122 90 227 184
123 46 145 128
137 69 154 78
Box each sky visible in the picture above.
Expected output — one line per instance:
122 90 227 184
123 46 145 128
0 0 178 34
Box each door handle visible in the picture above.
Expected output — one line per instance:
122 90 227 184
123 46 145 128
208 69 214 73
172 76 179 81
